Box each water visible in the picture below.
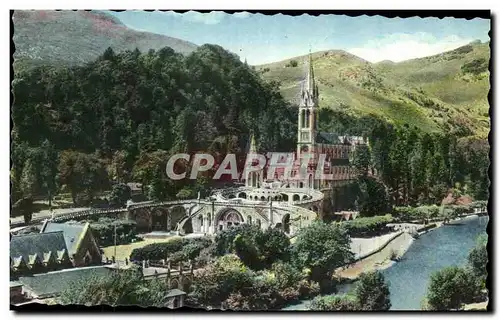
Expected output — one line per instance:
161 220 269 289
282 216 488 311
384 215 488 310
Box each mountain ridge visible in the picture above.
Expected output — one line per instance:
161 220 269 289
257 41 490 137
12 10 198 71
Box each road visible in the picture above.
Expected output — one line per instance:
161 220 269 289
10 207 90 225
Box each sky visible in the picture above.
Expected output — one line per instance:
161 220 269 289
107 11 490 65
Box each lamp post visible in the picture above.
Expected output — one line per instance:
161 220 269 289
211 199 215 232
113 223 117 264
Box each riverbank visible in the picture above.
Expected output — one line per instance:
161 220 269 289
336 232 414 280
463 300 488 310
284 215 487 311
336 219 450 280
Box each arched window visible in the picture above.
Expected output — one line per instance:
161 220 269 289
256 219 261 227
247 216 252 225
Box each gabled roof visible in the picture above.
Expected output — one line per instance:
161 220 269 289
40 222 88 256
10 232 68 263
19 266 113 298
316 132 341 144
166 288 186 298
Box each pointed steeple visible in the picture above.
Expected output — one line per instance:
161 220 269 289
306 50 315 94
249 132 257 153
299 50 318 107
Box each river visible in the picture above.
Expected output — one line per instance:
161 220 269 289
282 215 488 311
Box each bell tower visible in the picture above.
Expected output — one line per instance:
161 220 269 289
297 51 319 160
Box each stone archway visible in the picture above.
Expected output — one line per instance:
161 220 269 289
293 194 300 202
181 217 193 234
151 208 169 231
238 192 247 199
182 278 192 292
215 208 244 232
170 279 179 289
132 208 152 232
281 194 289 202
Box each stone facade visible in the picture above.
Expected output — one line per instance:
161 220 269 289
245 53 367 191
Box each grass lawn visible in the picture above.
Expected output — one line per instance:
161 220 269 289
102 236 181 261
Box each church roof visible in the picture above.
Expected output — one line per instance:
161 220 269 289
10 232 68 263
316 132 338 144
40 222 88 256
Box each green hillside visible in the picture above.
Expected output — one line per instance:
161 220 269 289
12 10 197 72
257 41 490 137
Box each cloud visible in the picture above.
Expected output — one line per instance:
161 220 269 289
157 10 226 25
347 32 473 63
233 12 251 19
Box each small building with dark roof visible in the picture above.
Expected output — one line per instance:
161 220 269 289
10 231 72 279
165 288 186 309
40 221 101 267
19 266 113 299
10 281 25 304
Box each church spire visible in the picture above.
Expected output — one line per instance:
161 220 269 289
249 132 257 153
299 50 318 107
306 50 315 95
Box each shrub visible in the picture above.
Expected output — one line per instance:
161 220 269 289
425 266 481 310
286 59 298 68
215 224 290 270
130 236 213 261
190 255 256 308
109 183 131 208
393 205 440 223
309 294 359 311
292 221 354 287
461 58 488 75
468 235 488 280
296 279 320 299
343 214 393 237
354 271 391 311
90 218 138 247
453 45 473 55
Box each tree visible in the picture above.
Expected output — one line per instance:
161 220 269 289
291 221 354 288
352 144 372 177
354 271 391 311
254 227 291 267
109 183 132 208
425 266 480 310
39 140 58 206
189 254 255 308
468 234 488 280
20 158 38 198
108 150 129 183
58 268 169 307
176 187 194 200
58 151 108 206
309 294 359 311
214 224 290 270
356 176 390 217
12 197 34 224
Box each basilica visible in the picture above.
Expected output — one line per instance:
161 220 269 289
245 53 367 191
